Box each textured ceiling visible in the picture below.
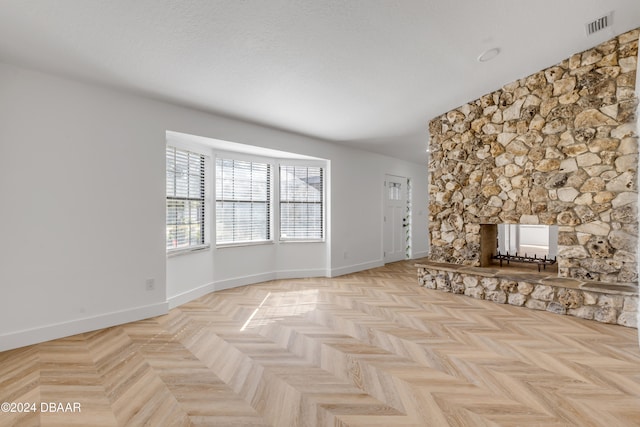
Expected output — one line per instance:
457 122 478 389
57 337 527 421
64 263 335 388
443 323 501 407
0 1 639 162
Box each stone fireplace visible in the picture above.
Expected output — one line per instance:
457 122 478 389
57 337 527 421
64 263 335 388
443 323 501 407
427 28 639 284
417 29 638 328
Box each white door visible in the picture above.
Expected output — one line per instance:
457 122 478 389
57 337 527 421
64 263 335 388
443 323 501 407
384 175 407 263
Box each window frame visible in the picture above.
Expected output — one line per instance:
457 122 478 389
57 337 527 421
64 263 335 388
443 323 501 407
215 153 274 247
278 162 325 243
166 145 211 256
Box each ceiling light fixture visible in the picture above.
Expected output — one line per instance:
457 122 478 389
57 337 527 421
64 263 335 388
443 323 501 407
478 47 500 62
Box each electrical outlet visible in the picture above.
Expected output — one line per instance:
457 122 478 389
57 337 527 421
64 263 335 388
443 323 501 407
145 278 155 291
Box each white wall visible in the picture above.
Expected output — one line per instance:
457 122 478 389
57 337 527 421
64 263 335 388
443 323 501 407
0 63 168 350
329 147 429 275
0 61 428 351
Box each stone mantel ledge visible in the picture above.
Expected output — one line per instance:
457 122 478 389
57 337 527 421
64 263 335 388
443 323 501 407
416 261 638 328
415 261 638 296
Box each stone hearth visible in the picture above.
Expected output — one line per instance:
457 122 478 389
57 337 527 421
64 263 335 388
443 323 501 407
417 261 637 327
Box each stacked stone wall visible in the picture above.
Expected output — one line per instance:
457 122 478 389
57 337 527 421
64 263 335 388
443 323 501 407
428 29 639 283
418 266 637 328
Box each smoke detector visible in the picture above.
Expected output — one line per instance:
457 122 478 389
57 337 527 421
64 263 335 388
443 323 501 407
585 12 613 36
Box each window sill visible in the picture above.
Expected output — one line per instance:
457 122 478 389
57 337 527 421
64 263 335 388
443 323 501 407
167 244 211 258
279 239 325 244
216 240 274 249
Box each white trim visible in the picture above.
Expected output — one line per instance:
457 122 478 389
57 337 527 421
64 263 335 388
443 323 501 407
4 259 386 351
213 269 326 291
166 145 211 250
165 135 213 157
215 155 273 245
167 281 217 309
275 268 327 280
215 149 275 164
213 272 278 291
330 259 384 277
167 244 211 257
168 268 326 308
0 302 168 352
278 158 327 168
167 130 324 161
278 164 325 243
216 240 274 249
279 239 325 244
383 173 409 264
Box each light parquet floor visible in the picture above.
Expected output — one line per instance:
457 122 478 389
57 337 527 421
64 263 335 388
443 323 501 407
2 260 640 426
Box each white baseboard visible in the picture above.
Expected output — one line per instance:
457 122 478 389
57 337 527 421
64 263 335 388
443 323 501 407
275 268 327 280
168 281 217 309
213 272 277 292
3 262 391 351
330 260 384 277
211 268 330 292
0 302 168 352
167 269 327 309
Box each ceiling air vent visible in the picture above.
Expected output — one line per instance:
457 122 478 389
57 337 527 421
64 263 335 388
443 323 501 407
585 13 612 36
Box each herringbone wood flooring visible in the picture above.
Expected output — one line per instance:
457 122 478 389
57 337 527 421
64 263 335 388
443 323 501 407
2 260 640 426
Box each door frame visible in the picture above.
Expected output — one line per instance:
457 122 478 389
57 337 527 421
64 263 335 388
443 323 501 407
383 174 411 264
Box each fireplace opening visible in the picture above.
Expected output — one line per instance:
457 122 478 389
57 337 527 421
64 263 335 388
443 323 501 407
480 224 558 273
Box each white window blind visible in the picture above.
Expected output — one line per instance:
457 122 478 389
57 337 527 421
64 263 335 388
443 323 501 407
279 165 323 241
216 158 271 244
166 146 206 251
